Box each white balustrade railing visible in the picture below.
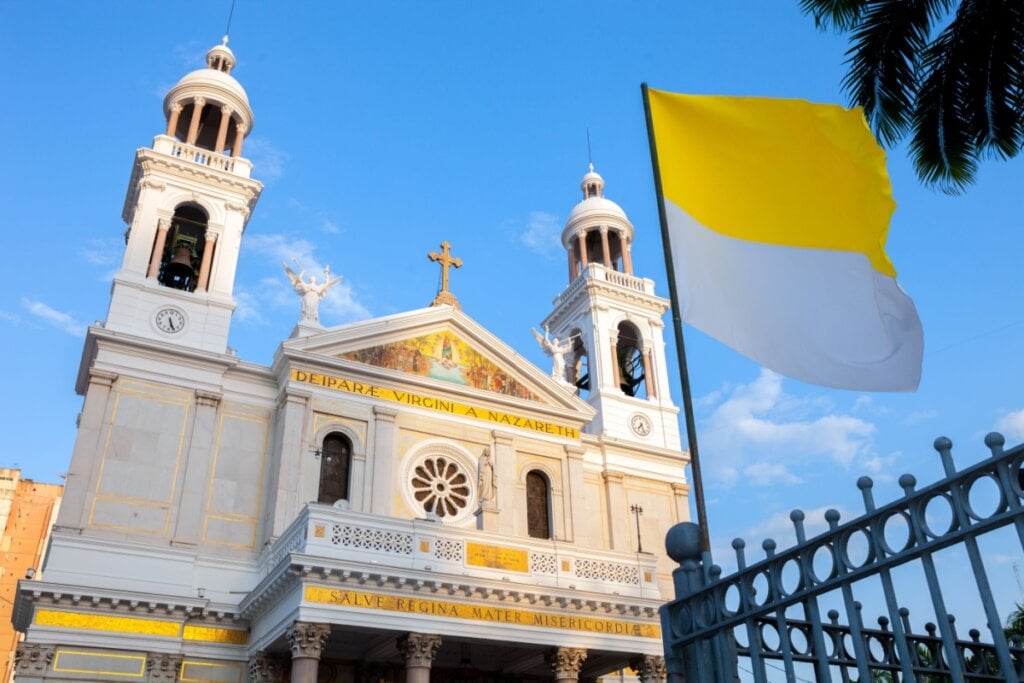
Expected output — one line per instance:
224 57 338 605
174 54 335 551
151 135 254 178
264 504 662 600
554 264 655 305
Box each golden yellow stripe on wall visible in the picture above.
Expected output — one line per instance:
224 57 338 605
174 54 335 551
291 369 579 439
183 624 249 645
647 89 896 276
35 610 181 637
305 585 659 639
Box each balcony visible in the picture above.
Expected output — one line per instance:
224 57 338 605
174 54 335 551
554 263 656 306
152 135 254 178
262 504 662 601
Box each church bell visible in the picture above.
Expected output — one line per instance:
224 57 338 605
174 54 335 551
163 245 195 290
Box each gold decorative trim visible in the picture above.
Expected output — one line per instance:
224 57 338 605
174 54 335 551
52 650 146 678
36 610 181 637
304 585 659 639
183 624 249 645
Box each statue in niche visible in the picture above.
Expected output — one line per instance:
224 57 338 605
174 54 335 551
478 447 495 507
283 260 341 324
532 326 574 382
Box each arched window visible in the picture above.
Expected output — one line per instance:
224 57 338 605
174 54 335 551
317 432 352 505
526 470 551 539
616 322 648 399
158 204 208 292
571 331 590 398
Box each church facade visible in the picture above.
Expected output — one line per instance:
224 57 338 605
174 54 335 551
11 39 689 683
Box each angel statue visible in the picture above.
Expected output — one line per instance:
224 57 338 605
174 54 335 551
283 260 341 324
532 325 573 382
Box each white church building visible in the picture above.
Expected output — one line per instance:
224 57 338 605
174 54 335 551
12 38 690 683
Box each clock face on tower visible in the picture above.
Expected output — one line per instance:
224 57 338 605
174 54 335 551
629 413 652 438
154 307 186 334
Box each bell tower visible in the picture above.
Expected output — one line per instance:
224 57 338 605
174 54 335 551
541 166 681 449
104 37 263 353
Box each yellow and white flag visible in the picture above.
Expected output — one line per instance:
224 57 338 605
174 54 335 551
646 88 923 391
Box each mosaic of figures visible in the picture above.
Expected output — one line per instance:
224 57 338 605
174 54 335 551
341 331 539 400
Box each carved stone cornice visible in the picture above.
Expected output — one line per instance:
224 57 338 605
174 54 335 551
88 368 119 388
629 655 667 682
546 647 587 678
14 643 55 674
147 652 182 682
195 390 222 408
287 621 331 659
249 652 288 683
396 632 442 667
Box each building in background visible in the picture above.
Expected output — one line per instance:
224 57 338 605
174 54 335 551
0 470 61 683
11 38 688 683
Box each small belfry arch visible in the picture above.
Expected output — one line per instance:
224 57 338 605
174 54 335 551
569 328 590 397
615 320 655 399
148 203 211 292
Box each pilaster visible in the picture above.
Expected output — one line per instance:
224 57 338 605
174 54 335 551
13 643 55 683
266 389 310 540
603 470 630 551
59 368 117 530
172 389 222 546
563 445 587 544
249 652 288 683
491 430 516 534
147 653 183 682
370 406 399 516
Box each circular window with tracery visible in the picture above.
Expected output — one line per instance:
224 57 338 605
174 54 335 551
411 455 471 519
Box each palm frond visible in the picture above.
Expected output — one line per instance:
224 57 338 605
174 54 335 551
842 0 955 147
954 0 1024 159
910 19 978 193
799 0 870 30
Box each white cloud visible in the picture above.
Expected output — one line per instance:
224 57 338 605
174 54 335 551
712 504 853 568
244 137 287 181
79 238 123 267
997 409 1024 440
903 409 939 426
0 310 21 325
21 299 86 337
701 369 878 486
244 233 370 324
520 211 561 258
321 219 341 234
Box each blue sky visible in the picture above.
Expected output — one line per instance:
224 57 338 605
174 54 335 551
2 0 1022 639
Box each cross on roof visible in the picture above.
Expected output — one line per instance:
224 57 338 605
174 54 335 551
428 241 463 310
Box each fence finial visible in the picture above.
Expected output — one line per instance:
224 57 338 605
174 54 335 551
934 436 956 476
665 522 702 563
857 476 876 512
985 431 1005 455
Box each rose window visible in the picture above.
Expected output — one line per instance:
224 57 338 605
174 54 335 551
411 455 470 518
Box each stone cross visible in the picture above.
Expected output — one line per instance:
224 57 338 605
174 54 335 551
428 241 463 309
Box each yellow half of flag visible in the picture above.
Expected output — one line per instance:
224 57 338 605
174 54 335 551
646 88 923 391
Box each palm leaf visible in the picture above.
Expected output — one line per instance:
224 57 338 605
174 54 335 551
842 0 956 147
799 0 870 30
910 16 978 193
954 0 1024 159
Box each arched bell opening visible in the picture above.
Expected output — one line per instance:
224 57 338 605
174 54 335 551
570 331 590 398
157 204 208 292
616 322 648 399
169 101 239 153
583 230 604 267
607 230 625 272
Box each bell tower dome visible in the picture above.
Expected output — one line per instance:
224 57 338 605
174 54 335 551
542 166 681 448
104 37 263 353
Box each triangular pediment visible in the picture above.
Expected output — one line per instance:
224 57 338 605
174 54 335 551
279 306 591 413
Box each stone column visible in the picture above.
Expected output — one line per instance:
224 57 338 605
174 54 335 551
630 655 667 683
396 633 442 683
171 390 221 546
642 347 656 398
197 230 218 291
546 647 587 683
232 122 248 157
148 219 169 278
166 101 183 137
249 653 288 683
623 237 634 274
579 230 589 269
13 644 55 683
600 226 612 268
370 406 399 515
147 653 183 682
215 105 233 152
609 332 621 391
287 622 331 683
603 470 630 551
186 96 206 145
568 241 578 281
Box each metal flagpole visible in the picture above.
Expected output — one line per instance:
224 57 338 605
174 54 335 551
640 82 711 553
